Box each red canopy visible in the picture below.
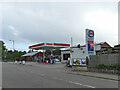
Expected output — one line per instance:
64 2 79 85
29 43 70 50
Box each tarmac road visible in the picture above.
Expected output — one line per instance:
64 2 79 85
2 62 118 88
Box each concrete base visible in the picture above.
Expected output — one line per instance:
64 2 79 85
72 66 87 71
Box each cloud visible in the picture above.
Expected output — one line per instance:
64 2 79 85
8 25 21 36
2 2 118 51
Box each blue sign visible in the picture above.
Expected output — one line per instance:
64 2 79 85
88 43 94 51
86 29 95 55
88 30 94 37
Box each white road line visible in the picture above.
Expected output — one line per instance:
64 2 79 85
56 78 95 88
65 80 95 88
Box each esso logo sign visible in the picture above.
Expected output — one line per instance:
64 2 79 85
88 30 94 37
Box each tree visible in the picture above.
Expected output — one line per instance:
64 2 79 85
0 40 27 61
0 40 7 60
53 49 61 55
6 50 26 61
45 49 61 56
28 49 34 53
6 50 14 61
45 50 51 55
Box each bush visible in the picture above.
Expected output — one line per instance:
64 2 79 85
107 64 117 69
116 64 120 69
95 64 107 68
95 64 120 69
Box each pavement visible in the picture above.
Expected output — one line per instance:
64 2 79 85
13 62 119 81
68 71 118 81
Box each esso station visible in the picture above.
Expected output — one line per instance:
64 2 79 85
62 29 95 67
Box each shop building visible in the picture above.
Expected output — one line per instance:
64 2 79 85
21 52 43 61
61 42 112 63
61 45 87 63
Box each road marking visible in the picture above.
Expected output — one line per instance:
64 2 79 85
56 78 95 88
65 80 95 88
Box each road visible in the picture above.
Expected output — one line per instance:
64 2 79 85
2 62 118 88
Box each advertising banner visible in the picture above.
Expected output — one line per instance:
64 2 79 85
72 58 86 66
73 59 77 65
81 59 86 66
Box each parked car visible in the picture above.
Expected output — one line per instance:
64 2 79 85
55 58 60 62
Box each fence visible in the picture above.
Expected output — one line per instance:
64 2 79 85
88 54 120 74
89 54 120 67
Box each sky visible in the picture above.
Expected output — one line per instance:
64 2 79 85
1 1 118 51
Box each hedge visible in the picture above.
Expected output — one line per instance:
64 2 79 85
95 64 120 69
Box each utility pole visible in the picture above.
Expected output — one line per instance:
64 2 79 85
9 40 14 51
70 37 73 66
71 37 73 47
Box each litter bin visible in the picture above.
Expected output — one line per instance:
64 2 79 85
52 60 55 64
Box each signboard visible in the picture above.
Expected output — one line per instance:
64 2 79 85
77 59 81 65
72 58 86 66
86 29 95 55
81 59 86 66
73 59 77 65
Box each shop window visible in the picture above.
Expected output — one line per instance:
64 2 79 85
63 53 70 60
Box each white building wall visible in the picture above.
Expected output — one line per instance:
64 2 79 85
71 47 87 59
61 47 87 63
61 44 102 63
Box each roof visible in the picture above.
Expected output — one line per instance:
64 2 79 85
22 52 39 57
29 42 70 50
95 42 106 45
114 44 120 47
61 44 86 51
61 47 71 51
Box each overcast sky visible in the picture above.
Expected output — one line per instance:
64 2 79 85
1 2 118 51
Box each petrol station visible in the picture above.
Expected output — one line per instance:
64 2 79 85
29 42 70 63
28 29 95 65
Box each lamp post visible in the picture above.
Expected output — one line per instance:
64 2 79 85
9 40 14 51
9 40 15 61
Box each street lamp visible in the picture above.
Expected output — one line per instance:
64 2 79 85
9 40 14 51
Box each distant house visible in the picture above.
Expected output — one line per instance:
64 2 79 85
95 42 111 50
95 42 112 55
113 44 120 54
21 52 43 61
